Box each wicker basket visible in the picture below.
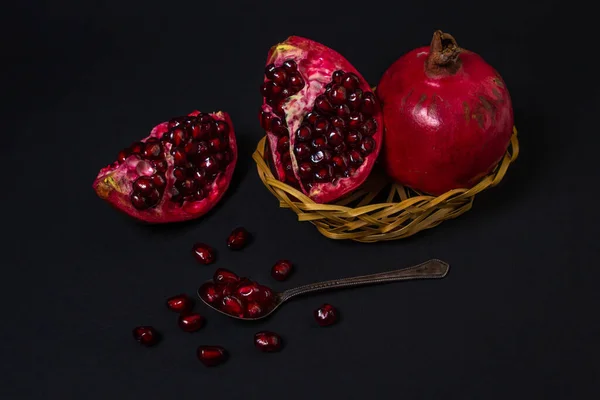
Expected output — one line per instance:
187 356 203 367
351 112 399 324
253 127 519 243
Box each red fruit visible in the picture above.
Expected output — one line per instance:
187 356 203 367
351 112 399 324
166 294 193 313
213 268 239 284
178 313 204 332
192 243 215 264
197 345 228 367
254 331 283 352
245 302 264 318
93 111 237 223
132 326 160 346
198 282 221 304
235 280 261 302
314 304 338 326
271 259 293 281
226 227 250 250
377 31 514 195
259 37 383 203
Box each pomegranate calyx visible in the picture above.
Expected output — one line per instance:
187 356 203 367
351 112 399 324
426 30 463 77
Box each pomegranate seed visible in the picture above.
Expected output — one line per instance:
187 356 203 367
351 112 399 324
314 304 338 326
310 150 331 165
132 326 160 346
298 162 312 179
294 143 311 160
314 166 333 181
332 155 348 170
198 282 221 304
347 89 363 110
166 294 193 313
331 116 346 129
289 73 304 89
311 136 328 150
306 111 320 124
221 296 244 317
277 136 290 153
117 148 130 163
213 268 239 284
153 159 168 173
235 280 261 302
360 137 376 155
313 118 329 135
227 227 250 250
335 104 350 117
362 92 377 115
258 285 275 307
254 331 283 352
271 260 293 281
326 127 344 146
332 70 344 84
178 313 204 332
282 59 297 72
265 63 277 79
171 128 187 145
271 67 287 85
328 85 347 105
200 156 219 175
192 243 216 265
296 125 312 142
348 150 363 165
143 141 163 159
259 109 273 130
314 95 333 114
362 118 378 136
132 176 154 195
152 174 167 188
245 302 263 318
130 193 149 210
342 72 360 90
197 345 228 367
216 120 229 135
346 130 363 147
130 142 144 154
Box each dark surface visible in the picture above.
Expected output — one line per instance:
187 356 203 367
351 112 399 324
4 1 599 399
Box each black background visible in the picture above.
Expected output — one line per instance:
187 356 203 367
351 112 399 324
4 0 599 399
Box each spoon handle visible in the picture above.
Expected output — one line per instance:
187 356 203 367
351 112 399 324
280 259 449 302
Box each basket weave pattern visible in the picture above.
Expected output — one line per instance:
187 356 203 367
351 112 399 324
253 127 519 243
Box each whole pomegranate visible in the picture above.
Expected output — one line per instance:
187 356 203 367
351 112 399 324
259 36 383 203
377 31 514 195
93 111 237 223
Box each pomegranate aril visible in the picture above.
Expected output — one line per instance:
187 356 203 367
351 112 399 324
133 176 154 194
153 159 168 173
348 150 363 165
314 166 333 181
213 268 239 284
315 95 333 114
282 59 297 72
362 92 377 115
173 167 186 180
310 150 331 165
176 178 197 195
328 85 347 105
342 72 360 90
331 116 346 129
289 73 304 89
254 331 283 352
198 282 221 304
314 304 338 326
189 123 201 139
347 88 363 110
193 188 206 200
346 130 362 147
178 313 204 332
197 345 228 367
171 148 187 165
332 70 344 84
271 260 293 281
200 156 219 175
314 118 329 135
172 128 188 145
360 137 376 155
245 302 263 318
166 294 193 313
131 193 149 210
209 137 227 152
270 119 288 137
117 149 130 163
296 125 312 142
271 67 287 85
311 136 328 150
334 142 347 154
130 142 144 154
143 141 163 159
277 136 290 153
335 104 350 117
236 282 261 302
132 326 160 346
258 285 275 307
146 189 160 206
326 127 344 146
221 296 244 317
332 155 348 170
362 118 378 136
192 243 216 265
169 117 184 129
348 112 364 128
152 174 167 188
306 112 320 124
299 162 312 179
294 143 311 160
273 100 286 117
260 110 273 130
200 121 216 137
227 227 250 250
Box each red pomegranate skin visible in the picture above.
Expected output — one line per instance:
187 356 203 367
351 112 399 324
92 111 237 223
377 31 514 195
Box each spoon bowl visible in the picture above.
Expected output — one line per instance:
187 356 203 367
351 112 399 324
197 258 449 321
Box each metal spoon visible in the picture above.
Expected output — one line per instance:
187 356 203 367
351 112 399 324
197 259 450 321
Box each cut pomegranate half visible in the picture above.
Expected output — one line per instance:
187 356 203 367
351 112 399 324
93 111 237 223
259 36 383 203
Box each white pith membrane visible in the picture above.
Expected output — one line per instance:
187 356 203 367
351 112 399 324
261 39 383 204
93 111 237 222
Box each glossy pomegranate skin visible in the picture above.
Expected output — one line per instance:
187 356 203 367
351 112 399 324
314 304 338 326
254 331 283 352
377 31 514 195
93 111 237 223
132 326 160 346
259 36 383 203
196 346 228 367
166 294 193 313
